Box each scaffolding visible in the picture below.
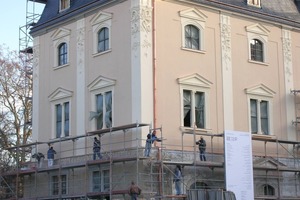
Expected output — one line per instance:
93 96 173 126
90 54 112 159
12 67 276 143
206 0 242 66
1 121 300 199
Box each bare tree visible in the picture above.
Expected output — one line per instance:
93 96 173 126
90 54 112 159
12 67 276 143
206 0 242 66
0 45 32 166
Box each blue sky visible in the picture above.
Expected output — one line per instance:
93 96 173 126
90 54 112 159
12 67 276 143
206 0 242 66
0 1 45 52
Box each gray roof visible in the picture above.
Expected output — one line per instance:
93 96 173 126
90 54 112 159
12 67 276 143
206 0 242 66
30 0 300 35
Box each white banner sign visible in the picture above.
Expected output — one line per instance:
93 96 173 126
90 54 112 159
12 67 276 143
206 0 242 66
224 130 254 200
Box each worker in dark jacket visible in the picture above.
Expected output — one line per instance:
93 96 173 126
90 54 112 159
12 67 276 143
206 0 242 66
196 136 206 161
47 146 56 167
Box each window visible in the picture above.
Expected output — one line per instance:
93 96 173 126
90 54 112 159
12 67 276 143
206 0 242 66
60 0 70 11
92 170 110 192
263 184 275 196
98 27 109 53
250 39 263 62
183 90 205 128
58 43 68 66
52 175 67 195
179 8 206 52
248 0 261 7
55 102 70 138
96 91 112 129
185 25 200 50
91 11 112 55
250 99 269 135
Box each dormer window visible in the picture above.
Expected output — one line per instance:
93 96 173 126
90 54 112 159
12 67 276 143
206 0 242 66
60 0 70 12
248 0 261 7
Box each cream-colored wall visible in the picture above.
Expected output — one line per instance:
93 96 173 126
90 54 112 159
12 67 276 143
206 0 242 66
153 1 299 155
32 0 300 157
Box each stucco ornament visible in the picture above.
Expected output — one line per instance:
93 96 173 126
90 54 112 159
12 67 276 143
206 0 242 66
282 29 292 83
220 14 232 70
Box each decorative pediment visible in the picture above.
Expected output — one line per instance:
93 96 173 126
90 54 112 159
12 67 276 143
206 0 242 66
88 76 116 91
246 23 270 36
253 157 286 170
51 28 71 40
49 87 73 101
179 8 207 22
178 73 212 88
90 11 113 26
245 84 275 97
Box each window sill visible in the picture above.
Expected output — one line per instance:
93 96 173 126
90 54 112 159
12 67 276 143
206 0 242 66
181 47 206 54
54 63 69 70
252 133 275 141
93 49 112 58
248 59 269 66
179 126 213 135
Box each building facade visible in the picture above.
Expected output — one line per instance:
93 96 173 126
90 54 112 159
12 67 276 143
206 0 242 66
2 0 300 199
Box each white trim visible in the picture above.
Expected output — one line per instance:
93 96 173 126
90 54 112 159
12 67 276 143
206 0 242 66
179 8 207 51
245 84 275 135
246 24 269 63
52 28 71 68
178 73 212 129
91 11 112 55
49 88 73 139
59 0 70 12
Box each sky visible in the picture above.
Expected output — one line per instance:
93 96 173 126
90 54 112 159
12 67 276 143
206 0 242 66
0 1 45 52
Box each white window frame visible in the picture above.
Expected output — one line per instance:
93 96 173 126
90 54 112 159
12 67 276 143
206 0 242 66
247 0 261 7
179 8 207 53
59 0 70 12
246 24 269 65
88 76 116 131
51 28 71 69
91 11 112 56
178 74 212 131
54 101 70 138
49 88 73 139
246 84 275 135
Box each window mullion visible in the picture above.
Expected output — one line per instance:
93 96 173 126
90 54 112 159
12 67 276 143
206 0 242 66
257 100 262 134
191 90 196 126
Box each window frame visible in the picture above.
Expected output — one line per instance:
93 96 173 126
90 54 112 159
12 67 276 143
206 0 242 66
179 8 206 53
51 174 68 195
97 27 109 53
250 98 270 135
247 0 261 7
184 24 200 50
95 91 113 130
178 74 212 131
88 76 116 131
59 0 70 12
91 11 112 56
58 42 68 66
90 168 110 192
246 85 275 136
246 24 269 65
49 88 73 139
55 101 70 138
250 39 264 62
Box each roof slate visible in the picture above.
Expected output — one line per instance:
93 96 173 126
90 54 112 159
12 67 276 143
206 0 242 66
30 0 300 35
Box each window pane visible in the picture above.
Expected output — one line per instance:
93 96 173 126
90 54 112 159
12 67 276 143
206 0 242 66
52 176 59 195
61 175 67 195
96 94 103 129
58 43 68 65
185 25 199 50
250 39 263 62
56 104 62 138
64 102 69 137
93 171 101 192
103 170 110 191
260 101 269 135
183 90 191 127
195 92 205 128
105 91 112 128
250 99 258 133
98 28 109 52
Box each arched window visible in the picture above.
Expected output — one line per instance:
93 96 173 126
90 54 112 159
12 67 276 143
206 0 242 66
98 27 109 53
250 39 263 62
58 42 68 66
185 25 200 50
263 184 275 196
